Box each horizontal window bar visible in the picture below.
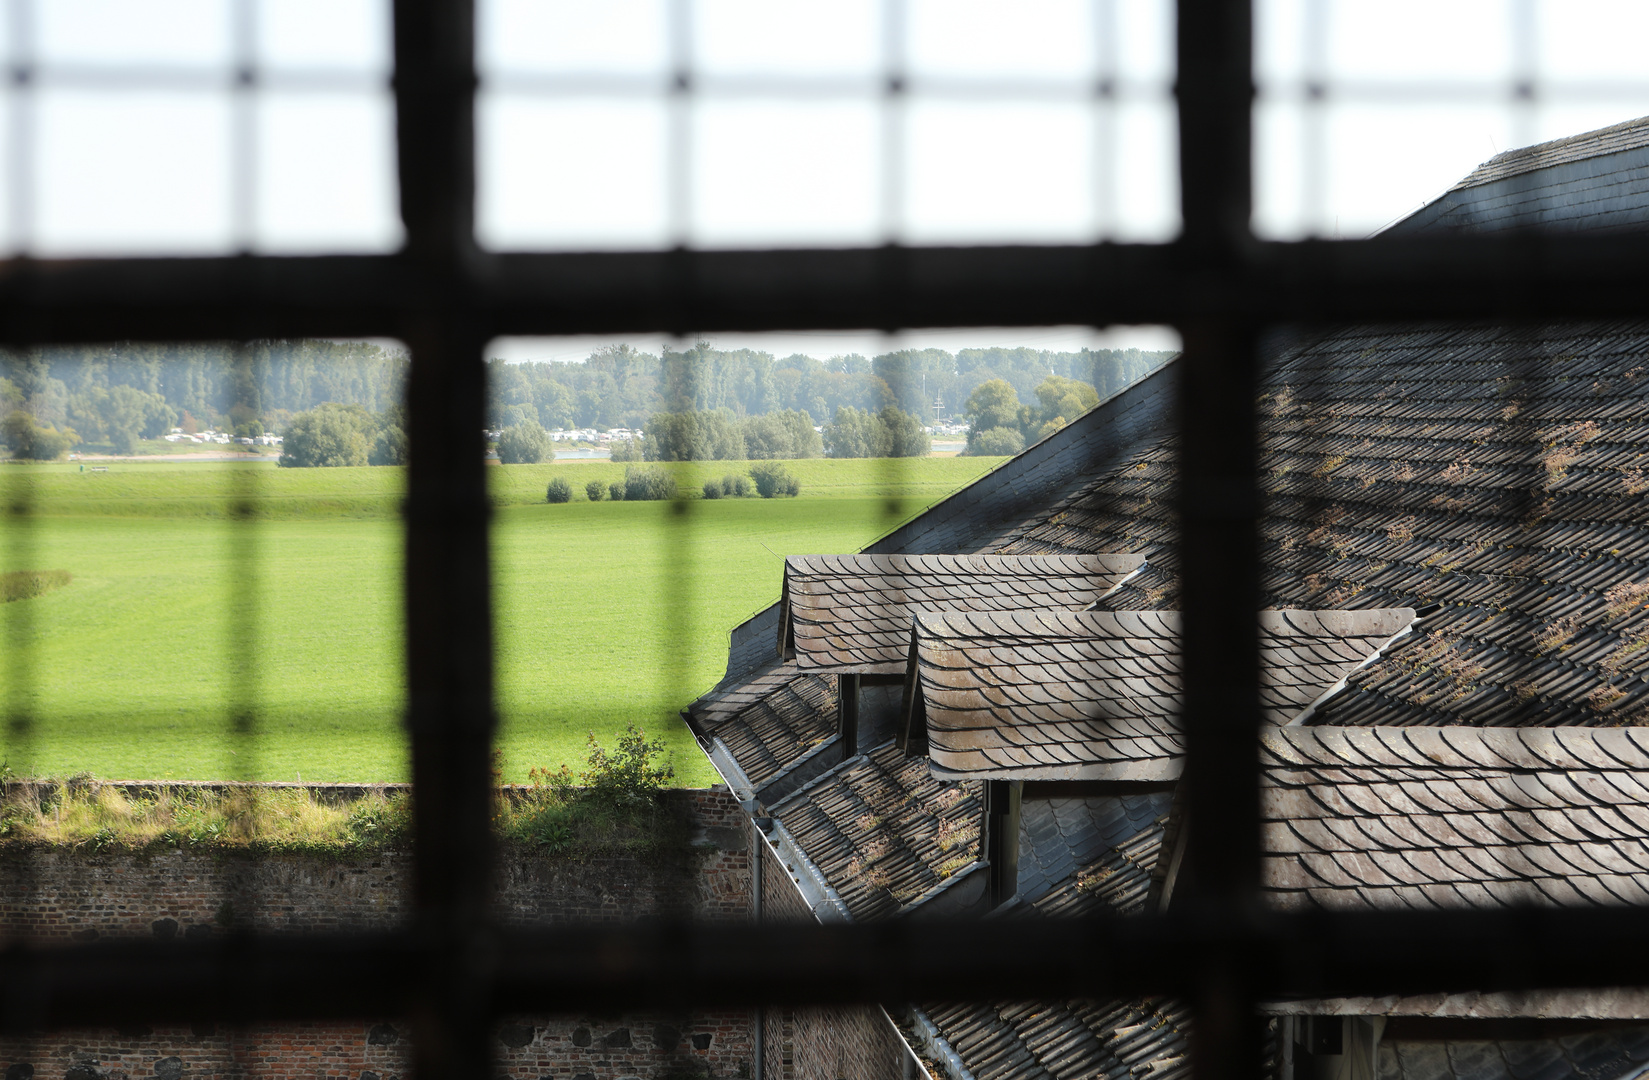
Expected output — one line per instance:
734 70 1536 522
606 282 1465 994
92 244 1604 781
0 234 1648 342
8 906 1649 1029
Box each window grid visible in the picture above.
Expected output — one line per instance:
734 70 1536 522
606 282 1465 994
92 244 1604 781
3 5 1649 1080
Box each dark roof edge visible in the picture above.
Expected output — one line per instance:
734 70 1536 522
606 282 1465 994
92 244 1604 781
709 356 1180 691
865 357 1180 558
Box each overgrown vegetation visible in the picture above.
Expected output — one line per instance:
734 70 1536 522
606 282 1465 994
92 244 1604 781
0 569 71 602
545 477 572 503
0 726 682 858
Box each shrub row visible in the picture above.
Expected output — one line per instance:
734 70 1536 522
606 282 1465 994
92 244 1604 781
547 463 798 504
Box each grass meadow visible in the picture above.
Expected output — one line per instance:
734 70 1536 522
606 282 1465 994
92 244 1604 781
0 455 1004 785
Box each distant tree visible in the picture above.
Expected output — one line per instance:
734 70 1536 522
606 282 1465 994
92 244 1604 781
722 473 752 498
585 479 606 501
1036 418 1067 442
496 420 552 465
370 425 408 466
702 479 723 499
743 409 823 459
823 406 877 458
279 403 375 467
963 379 1022 447
878 406 931 458
609 437 645 462
749 461 800 498
1033 375 1098 426
823 405 927 458
545 477 572 503
623 465 678 501
969 426 1025 456
0 412 77 460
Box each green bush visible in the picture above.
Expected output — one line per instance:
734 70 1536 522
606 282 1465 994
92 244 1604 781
582 724 674 807
968 426 1026 456
723 473 752 498
749 461 800 498
278 403 375 468
585 479 606 501
702 479 723 499
608 481 625 501
496 420 552 465
545 477 572 503
623 465 678 501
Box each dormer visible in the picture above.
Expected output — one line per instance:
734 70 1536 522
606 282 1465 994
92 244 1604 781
899 607 1418 909
777 553 1145 761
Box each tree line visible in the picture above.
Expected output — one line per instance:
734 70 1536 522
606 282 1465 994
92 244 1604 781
0 341 407 458
488 342 1172 432
0 337 1172 464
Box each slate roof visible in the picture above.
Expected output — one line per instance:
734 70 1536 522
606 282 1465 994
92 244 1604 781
914 997 1192 1080
694 668 836 791
914 609 1413 781
1452 115 1649 190
1261 726 1649 911
1016 791 1173 908
996 319 1649 736
781 553 1144 675
1377 1026 1649 1080
686 117 1649 1080
765 740 985 921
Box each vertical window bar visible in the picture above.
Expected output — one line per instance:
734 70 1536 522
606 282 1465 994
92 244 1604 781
2 349 36 769
879 0 906 245
230 0 257 254
393 4 494 1080
1510 0 1537 150
227 343 260 785
1174 3 1262 1080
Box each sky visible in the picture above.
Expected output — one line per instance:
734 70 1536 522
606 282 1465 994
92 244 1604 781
16 0 1649 361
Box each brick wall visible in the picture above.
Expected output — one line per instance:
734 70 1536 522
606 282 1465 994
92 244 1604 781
755 830 920 1080
0 789 757 1080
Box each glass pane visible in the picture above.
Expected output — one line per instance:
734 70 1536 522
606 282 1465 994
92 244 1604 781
691 99 880 247
255 91 401 252
35 90 233 255
478 96 670 250
37 0 231 68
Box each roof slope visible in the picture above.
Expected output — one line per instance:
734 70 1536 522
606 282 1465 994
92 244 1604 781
992 320 1649 732
915 608 1412 781
1394 115 1649 234
1378 1025 1649 1080
1262 726 1649 910
781 553 1143 674
766 740 985 921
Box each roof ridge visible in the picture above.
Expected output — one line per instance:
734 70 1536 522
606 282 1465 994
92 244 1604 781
1450 114 1649 191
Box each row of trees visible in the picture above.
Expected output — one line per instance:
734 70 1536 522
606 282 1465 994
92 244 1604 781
631 408 823 462
487 342 1172 432
0 341 408 460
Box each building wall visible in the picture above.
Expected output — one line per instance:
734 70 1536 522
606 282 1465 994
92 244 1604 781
0 789 756 1080
756 833 919 1080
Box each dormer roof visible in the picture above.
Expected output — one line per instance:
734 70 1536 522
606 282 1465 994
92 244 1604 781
912 608 1415 781
779 552 1143 675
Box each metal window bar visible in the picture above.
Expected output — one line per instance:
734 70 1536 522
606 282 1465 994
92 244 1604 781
1 5 1648 1080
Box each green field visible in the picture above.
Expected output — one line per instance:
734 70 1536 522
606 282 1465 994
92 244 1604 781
0 456 1004 784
